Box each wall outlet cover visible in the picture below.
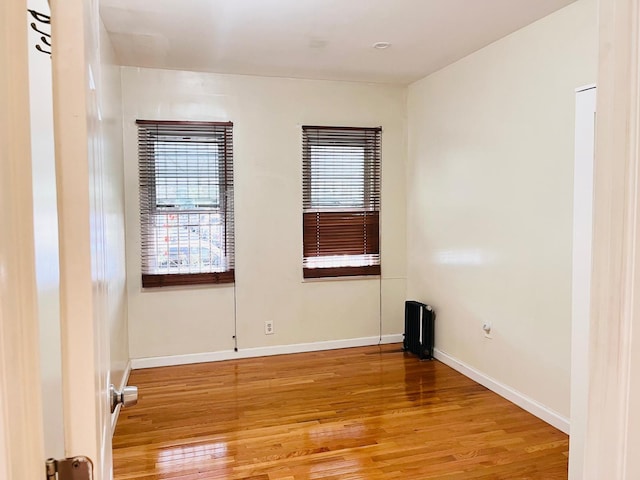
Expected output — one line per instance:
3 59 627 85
265 321 274 335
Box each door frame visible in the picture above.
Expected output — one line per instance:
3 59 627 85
569 84 596 480
0 0 46 478
584 0 640 477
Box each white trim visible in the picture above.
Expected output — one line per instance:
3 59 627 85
584 0 640 477
132 334 404 369
433 348 570 434
0 0 46 477
569 85 597 480
110 361 132 436
302 275 381 283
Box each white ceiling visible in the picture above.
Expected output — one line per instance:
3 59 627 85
100 0 577 85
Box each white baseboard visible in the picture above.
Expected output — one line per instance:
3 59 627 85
131 334 404 370
433 348 570 434
110 360 132 436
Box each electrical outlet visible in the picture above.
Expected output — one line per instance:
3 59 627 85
265 320 274 335
482 322 492 339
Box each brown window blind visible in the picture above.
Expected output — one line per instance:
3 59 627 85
302 125 381 279
137 120 234 288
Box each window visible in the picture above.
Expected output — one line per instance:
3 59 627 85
137 120 234 287
302 125 381 278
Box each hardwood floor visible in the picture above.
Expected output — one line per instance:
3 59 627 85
113 344 568 479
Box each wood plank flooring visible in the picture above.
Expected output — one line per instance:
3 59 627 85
113 344 568 479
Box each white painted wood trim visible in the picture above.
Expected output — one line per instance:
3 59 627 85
434 349 570 434
132 334 404 369
569 86 597 480
110 361 132 436
584 0 640 477
0 0 46 477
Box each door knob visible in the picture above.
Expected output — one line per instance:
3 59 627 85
110 384 138 413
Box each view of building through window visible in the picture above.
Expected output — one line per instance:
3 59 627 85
149 212 226 274
148 141 227 274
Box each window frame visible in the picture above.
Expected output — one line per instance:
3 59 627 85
137 120 235 288
302 125 382 279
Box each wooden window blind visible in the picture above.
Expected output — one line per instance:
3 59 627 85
137 120 234 288
302 125 381 278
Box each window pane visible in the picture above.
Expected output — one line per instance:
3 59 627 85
155 141 220 208
310 145 364 208
303 254 378 269
145 212 228 274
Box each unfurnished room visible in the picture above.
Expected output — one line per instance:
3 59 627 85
5 0 640 479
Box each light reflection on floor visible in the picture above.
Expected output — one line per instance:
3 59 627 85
157 441 229 472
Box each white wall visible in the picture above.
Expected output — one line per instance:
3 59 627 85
121 68 407 360
99 20 129 390
407 0 597 419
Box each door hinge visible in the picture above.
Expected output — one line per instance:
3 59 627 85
45 457 93 480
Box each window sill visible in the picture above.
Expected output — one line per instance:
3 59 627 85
302 274 381 283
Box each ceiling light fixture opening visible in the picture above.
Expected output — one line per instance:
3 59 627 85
373 42 391 50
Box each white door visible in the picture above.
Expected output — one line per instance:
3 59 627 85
50 0 113 477
27 0 66 461
1 0 112 479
